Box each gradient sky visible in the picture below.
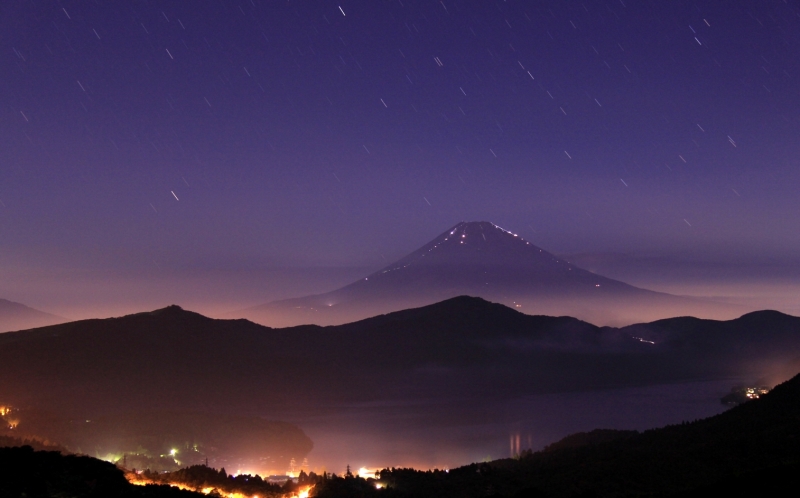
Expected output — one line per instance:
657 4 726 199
2 1 800 316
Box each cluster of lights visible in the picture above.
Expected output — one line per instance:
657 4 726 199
128 470 313 498
490 223 521 238
357 467 376 478
380 260 413 275
0 405 19 429
745 387 770 399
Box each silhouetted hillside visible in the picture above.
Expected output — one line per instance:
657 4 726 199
485 370 800 496
0 445 202 497
1 297 798 417
237 222 742 327
0 298 65 333
541 429 638 452
319 372 800 497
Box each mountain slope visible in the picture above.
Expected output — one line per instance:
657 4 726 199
0 299 65 333
1 297 797 418
348 371 800 498
237 221 742 327
0 298 614 414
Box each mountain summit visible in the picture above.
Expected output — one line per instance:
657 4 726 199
356 221 628 291
237 222 742 327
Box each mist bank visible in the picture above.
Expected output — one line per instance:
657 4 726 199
4 258 799 329
0 265 369 322
9 222 800 328
236 222 752 327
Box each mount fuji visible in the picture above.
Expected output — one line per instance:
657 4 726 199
235 221 742 327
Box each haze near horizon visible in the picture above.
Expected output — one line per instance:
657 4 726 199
1 1 800 321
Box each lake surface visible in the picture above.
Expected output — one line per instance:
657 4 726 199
279 378 740 473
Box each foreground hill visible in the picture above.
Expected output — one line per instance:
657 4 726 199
0 298 65 332
321 372 800 497
236 222 742 327
0 445 202 497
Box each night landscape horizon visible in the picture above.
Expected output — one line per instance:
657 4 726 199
2 1 800 497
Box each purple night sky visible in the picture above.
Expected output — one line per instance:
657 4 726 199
2 1 800 319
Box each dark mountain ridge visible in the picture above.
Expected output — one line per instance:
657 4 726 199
237 221 743 327
620 309 800 366
1 297 798 419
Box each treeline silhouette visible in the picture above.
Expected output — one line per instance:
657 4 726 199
0 446 200 497
143 465 288 496
0 434 69 453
